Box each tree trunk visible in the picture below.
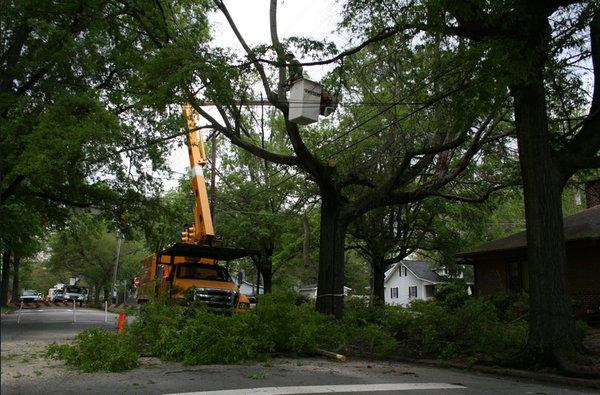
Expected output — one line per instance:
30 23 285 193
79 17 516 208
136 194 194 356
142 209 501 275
315 197 348 318
262 265 273 294
256 270 261 294
0 249 11 305
10 254 20 302
302 214 314 270
94 286 100 304
511 74 577 365
259 254 273 294
371 258 386 305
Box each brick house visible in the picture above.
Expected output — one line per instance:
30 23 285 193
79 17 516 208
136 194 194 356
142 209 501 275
457 180 600 317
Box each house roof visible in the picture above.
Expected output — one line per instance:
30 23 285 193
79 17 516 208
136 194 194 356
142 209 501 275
385 260 440 283
458 205 600 260
239 280 263 289
298 284 352 292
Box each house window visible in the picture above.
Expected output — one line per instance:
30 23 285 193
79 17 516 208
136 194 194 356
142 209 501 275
390 287 398 298
401 266 407 276
408 286 418 298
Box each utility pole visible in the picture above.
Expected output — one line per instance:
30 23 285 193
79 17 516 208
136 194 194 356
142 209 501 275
111 233 123 304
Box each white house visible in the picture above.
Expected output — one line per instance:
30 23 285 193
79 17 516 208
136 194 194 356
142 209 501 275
298 284 352 300
384 260 440 306
238 280 264 296
234 270 264 295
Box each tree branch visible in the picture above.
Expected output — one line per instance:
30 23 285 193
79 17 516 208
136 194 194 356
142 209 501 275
424 182 509 203
26 189 94 208
214 0 276 104
338 173 376 190
269 0 287 103
557 12 600 179
0 24 32 93
189 97 300 166
0 174 27 205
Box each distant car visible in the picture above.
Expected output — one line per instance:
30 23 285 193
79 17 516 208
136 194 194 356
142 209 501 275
62 285 87 306
19 289 42 305
49 289 64 302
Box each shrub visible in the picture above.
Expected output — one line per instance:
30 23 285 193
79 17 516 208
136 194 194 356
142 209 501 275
155 309 258 365
336 298 406 358
50 290 534 372
397 297 528 361
46 327 139 372
130 292 337 365
128 297 188 355
250 291 332 356
434 281 470 310
487 292 528 321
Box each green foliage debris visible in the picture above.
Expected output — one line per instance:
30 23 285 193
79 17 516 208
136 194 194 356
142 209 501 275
46 328 139 372
45 290 539 372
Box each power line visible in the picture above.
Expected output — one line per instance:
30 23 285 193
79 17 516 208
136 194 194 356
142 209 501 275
317 58 464 152
232 61 467 201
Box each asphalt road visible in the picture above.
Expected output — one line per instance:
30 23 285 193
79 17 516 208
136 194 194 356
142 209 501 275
1 308 598 395
1 306 118 342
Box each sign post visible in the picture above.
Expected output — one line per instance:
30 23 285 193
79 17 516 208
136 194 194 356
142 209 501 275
17 300 23 324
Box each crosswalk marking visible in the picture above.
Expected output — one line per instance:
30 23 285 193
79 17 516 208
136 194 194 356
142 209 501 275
165 382 466 395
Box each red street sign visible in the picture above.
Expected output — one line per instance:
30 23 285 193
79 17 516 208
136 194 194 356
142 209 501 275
133 277 140 288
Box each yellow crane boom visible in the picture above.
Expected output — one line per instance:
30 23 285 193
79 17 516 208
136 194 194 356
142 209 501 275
183 104 214 244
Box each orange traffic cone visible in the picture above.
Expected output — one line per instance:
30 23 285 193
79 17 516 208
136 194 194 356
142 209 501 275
116 311 126 333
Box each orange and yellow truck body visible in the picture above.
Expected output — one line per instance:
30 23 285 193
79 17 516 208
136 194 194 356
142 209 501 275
137 253 250 314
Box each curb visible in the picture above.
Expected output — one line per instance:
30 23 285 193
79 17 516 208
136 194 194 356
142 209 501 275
391 357 600 390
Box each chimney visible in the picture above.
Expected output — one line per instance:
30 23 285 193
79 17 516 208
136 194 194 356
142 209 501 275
585 179 600 208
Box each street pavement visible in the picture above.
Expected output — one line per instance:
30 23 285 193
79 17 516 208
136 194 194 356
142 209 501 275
1 308 598 395
1 306 118 342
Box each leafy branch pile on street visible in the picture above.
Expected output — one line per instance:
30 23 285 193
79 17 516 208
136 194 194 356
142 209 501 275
44 288 569 373
46 327 139 372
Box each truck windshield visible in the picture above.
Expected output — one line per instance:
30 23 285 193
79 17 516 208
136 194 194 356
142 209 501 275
176 265 229 281
66 286 82 293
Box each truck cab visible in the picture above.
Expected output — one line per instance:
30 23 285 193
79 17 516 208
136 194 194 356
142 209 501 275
137 243 258 314
62 285 87 306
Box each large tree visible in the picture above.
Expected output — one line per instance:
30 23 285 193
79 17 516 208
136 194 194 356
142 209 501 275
432 0 599 372
131 0 510 317
49 213 147 304
216 126 312 293
348 203 435 304
343 0 600 372
0 0 210 261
